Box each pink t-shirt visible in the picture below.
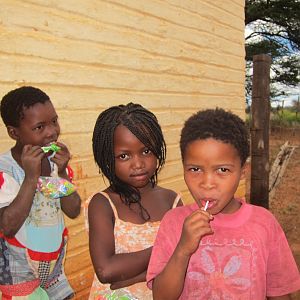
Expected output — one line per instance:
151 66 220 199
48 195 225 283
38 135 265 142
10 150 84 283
147 200 300 299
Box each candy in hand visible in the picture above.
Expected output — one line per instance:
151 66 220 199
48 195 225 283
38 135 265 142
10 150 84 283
41 144 61 153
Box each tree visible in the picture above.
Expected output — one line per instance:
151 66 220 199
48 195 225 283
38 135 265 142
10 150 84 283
245 0 300 105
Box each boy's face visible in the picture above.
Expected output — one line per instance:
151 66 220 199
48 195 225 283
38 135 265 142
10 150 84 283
183 138 246 215
10 101 60 148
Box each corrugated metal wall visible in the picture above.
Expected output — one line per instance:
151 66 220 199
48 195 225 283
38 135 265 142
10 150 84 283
0 1 245 298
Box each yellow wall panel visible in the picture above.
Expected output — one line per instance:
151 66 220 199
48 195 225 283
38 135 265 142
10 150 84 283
0 1 245 298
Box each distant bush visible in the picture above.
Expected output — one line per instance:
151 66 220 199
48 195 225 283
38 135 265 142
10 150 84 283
245 108 300 128
271 109 300 128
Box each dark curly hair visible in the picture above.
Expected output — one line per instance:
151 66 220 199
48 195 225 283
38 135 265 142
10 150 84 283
1 86 50 127
180 108 250 165
92 102 166 220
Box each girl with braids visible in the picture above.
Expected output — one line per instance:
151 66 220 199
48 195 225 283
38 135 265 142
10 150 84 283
85 103 182 300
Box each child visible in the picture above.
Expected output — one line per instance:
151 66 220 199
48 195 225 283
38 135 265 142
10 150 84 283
0 86 81 300
147 108 300 299
85 103 182 299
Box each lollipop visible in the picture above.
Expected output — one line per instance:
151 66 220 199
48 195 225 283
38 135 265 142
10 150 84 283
41 143 61 153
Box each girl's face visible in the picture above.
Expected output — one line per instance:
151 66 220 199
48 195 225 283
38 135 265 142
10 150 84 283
113 125 157 189
183 138 246 215
12 101 60 148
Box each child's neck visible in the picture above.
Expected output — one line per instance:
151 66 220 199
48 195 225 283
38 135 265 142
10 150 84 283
220 198 242 214
139 182 154 194
11 145 23 167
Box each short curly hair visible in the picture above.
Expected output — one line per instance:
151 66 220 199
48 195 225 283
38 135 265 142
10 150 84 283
1 86 50 127
180 108 250 165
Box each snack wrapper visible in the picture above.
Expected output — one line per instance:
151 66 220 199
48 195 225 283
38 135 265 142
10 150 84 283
41 144 61 153
37 176 75 199
101 290 138 300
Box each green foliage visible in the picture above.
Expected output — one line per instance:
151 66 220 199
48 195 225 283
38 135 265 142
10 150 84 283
245 0 300 103
245 107 300 129
245 0 300 50
246 39 287 60
270 108 300 127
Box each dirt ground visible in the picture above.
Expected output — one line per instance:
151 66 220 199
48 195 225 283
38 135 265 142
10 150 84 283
270 131 300 299
247 128 300 299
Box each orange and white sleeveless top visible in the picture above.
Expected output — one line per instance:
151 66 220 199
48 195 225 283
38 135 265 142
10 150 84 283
84 192 181 300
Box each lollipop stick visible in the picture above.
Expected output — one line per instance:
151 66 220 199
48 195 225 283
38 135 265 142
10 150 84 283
204 200 209 211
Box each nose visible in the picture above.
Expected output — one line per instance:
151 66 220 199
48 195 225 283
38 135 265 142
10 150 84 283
45 123 59 140
201 173 215 190
132 155 145 170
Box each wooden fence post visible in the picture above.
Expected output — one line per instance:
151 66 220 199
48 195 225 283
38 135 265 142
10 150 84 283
250 54 271 208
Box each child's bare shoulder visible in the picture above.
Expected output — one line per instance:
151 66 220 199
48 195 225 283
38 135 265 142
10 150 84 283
88 191 114 217
154 186 180 206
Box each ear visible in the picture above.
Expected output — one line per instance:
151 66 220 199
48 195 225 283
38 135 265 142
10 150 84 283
7 126 19 140
240 160 250 180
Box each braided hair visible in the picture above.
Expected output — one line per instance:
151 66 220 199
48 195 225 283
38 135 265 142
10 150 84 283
92 102 166 219
1 86 50 127
180 108 250 166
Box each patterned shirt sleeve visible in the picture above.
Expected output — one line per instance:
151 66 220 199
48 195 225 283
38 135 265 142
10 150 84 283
0 171 20 208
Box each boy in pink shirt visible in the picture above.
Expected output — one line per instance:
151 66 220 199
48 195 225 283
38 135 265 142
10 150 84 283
147 108 300 299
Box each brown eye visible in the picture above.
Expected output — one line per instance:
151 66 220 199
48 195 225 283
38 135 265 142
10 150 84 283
143 149 151 155
119 154 129 160
217 167 229 174
33 125 43 131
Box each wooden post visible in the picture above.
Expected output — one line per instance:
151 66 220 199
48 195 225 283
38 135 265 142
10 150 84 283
250 54 271 209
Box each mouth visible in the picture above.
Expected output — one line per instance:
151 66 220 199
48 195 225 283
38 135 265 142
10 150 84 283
43 141 57 147
200 198 216 210
130 172 148 181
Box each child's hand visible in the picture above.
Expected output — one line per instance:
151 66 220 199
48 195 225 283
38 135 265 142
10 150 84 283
21 145 44 181
177 209 213 257
50 142 71 177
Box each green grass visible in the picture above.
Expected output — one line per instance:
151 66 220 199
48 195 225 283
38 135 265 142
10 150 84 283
271 109 300 127
271 107 300 126
246 108 300 128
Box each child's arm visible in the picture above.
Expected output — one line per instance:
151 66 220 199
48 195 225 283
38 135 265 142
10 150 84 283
88 193 152 284
110 270 147 289
152 209 213 300
0 145 44 237
51 142 81 218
